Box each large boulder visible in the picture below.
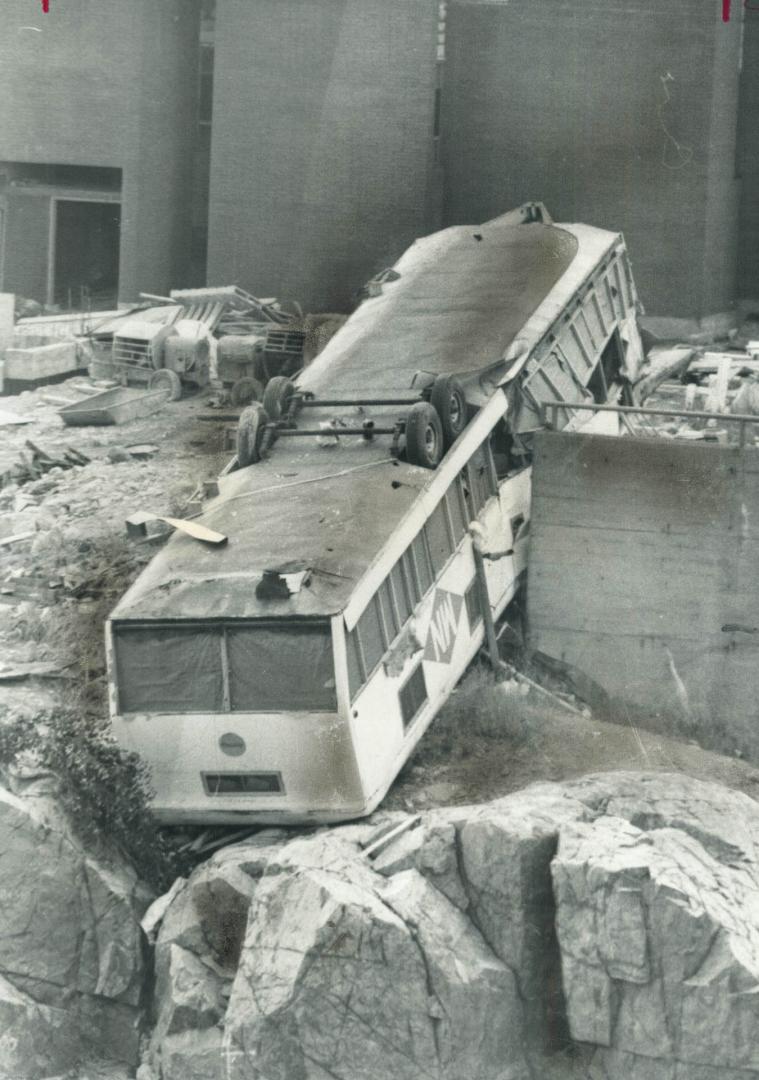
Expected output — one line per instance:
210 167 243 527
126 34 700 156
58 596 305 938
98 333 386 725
148 772 759 1080
223 831 530 1080
554 802 759 1077
0 784 150 1079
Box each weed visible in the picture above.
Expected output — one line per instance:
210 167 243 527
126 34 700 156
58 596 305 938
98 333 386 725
422 663 535 763
0 708 180 890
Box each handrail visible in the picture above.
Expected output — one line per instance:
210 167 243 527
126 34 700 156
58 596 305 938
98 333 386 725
540 399 759 448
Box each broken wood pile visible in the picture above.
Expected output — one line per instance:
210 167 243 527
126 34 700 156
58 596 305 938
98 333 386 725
0 441 90 489
635 343 759 445
169 285 298 337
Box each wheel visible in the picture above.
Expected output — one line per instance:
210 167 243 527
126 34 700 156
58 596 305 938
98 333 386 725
149 369 182 401
405 402 443 469
230 376 264 406
262 376 296 420
237 403 270 467
429 375 467 447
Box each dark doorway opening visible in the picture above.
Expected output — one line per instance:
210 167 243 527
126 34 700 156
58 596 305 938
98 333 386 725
53 199 121 311
587 330 625 404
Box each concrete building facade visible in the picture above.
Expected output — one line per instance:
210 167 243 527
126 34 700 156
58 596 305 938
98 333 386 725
0 0 755 318
207 0 443 312
442 0 744 319
0 0 199 309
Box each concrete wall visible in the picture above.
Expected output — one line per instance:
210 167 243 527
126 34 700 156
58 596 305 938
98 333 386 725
0 0 199 302
442 0 743 318
527 431 759 762
208 0 441 312
738 13 759 301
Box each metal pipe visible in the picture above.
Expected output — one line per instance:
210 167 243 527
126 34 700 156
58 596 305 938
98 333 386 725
540 399 759 425
299 397 420 407
272 426 397 436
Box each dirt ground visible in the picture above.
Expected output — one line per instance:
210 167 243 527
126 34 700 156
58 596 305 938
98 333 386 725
0 375 228 721
385 664 759 811
2 363 759 836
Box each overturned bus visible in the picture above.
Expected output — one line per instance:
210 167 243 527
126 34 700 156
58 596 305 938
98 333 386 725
107 203 645 824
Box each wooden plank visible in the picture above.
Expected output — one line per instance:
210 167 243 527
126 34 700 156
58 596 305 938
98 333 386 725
159 517 228 545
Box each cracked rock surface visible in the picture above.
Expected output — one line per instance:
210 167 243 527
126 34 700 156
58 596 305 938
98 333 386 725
0 785 150 1079
147 772 759 1079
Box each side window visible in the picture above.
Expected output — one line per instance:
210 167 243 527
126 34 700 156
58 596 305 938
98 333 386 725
401 548 422 606
446 480 467 541
464 576 482 630
425 501 452 575
377 579 399 643
356 597 384 676
411 532 434 596
346 630 364 700
399 663 428 727
466 439 497 514
390 562 413 624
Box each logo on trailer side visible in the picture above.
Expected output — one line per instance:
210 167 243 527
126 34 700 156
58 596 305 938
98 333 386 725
424 589 464 665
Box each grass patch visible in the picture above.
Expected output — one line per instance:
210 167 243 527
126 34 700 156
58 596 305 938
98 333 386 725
418 663 537 765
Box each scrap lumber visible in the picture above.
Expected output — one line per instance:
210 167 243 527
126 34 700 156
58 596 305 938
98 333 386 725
0 441 89 489
0 532 35 548
160 516 227 545
126 511 227 546
636 346 695 402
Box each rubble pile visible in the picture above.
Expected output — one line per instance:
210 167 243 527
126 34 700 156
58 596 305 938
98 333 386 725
0 376 225 721
134 772 759 1080
637 338 759 442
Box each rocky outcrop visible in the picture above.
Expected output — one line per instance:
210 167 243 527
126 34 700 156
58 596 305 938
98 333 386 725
147 773 759 1080
555 814 759 1078
147 831 285 1080
0 784 150 1079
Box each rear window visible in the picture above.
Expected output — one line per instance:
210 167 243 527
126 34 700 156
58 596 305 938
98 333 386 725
114 621 336 714
114 626 223 714
227 625 335 711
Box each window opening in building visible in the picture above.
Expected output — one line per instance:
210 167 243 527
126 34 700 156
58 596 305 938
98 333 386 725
53 199 121 311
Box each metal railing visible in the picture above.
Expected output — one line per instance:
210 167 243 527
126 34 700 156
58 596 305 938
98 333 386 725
541 399 759 449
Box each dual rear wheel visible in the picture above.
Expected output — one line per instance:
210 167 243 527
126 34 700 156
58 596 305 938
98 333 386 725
406 375 467 468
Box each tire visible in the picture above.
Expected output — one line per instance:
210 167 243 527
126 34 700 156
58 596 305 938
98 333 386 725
237 403 270 467
149 369 182 401
262 375 296 420
405 402 443 469
230 376 264 407
429 374 467 448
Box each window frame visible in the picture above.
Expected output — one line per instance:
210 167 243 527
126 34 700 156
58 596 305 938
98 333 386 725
114 618 336 716
399 660 428 728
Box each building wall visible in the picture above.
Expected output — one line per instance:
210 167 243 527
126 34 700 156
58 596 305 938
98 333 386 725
208 0 441 312
0 0 199 303
527 431 759 762
738 12 759 301
442 0 743 318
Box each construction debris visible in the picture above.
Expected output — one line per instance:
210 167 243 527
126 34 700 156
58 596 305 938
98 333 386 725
0 407 32 426
126 512 227 546
59 385 170 426
1 441 90 489
634 345 694 400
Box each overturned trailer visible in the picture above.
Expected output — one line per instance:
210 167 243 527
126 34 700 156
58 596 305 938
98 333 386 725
107 204 644 825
